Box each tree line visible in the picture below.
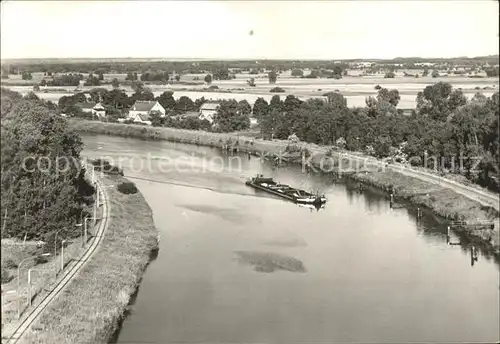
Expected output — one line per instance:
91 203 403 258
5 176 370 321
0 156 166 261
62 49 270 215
1 88 95 240
2 55 497 76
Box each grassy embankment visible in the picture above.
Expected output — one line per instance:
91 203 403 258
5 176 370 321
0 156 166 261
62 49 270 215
70 120 499 256
1 202 98 332
19 175 158 344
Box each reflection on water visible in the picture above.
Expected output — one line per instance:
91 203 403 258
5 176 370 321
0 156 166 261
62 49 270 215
79 134 499 344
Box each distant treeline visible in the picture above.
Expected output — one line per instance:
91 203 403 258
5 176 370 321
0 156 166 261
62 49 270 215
2 55 498 75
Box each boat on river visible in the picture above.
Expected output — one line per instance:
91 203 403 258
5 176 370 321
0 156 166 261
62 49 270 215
246 175 327 205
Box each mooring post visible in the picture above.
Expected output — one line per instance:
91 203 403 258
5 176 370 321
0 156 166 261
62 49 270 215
389 193 394 208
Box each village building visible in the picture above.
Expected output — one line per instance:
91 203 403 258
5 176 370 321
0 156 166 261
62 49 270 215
199 101 220 124
127 100 166 124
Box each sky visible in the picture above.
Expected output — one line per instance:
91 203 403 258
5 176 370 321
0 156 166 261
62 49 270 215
1 0 498 60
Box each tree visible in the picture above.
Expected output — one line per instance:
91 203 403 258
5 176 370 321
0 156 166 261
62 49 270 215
268 70 277 84
204 74 212 84
131 81 144 93
213 99 250 132
1 95 92 240
416 82 459 121
21 71 33 80
377 88 400 107
213 68 230 80
84 73 101 86
237 100 252 116
333 65 343 78
33 85 40 92
132 88 155 102
269 95 283 113
253 97 269 118
125 72 138 81
175 75 180 82
103 89 130 109
384 71 396 78
283 95 303 113
291 69 303 77
431 70 440 78
149 111 164 127
194 97 206 111
175 96 195 113
157 91 176 111
247 77 256 87
324 92 348 108
422 67 429 77
112 78 120 89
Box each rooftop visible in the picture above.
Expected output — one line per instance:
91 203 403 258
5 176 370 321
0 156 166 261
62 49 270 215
131 100 158 112
200 102 220 111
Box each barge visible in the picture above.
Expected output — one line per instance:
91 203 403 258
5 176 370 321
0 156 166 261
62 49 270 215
246 175 327 205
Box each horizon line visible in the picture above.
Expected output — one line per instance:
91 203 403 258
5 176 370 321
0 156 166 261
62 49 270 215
1 54 499 63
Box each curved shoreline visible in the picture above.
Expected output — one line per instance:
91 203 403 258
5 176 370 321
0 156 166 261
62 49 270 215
70 120 499 257
18 175 158 344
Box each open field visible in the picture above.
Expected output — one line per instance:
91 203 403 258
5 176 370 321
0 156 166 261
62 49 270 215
3 74 498 108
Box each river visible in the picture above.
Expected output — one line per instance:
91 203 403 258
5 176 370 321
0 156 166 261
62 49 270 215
80 133 500 344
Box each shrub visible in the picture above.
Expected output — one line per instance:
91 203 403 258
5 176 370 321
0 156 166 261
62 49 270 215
2 259 18 269
1 268 13 284
117 182 138 195
270 87 285 93
90 159 124 176
34 255 48 265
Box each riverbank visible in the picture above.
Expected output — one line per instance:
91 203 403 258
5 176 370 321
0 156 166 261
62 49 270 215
70 120 499 256
19 175 158 344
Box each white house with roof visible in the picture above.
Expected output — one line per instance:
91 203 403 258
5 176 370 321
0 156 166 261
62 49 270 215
127 100 166 124
198 101 220 124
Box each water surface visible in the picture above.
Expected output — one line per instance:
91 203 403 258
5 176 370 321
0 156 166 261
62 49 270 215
80 134 499 344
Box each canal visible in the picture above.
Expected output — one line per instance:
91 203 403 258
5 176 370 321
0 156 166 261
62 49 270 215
81 134 500 344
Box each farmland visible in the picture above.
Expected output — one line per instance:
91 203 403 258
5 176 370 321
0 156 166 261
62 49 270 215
2 71 498 108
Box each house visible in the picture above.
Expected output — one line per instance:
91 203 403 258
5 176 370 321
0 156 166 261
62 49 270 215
93 103 106 117
129 101 165 117
127 101 166 124
199 101 220 124
76 102 106 118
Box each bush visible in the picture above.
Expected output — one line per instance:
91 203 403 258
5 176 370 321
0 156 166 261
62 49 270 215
1 268 13 284
117 182 138 195
270 87 285 93
90 159 124 176
2 259 18 269
34 255 49 265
